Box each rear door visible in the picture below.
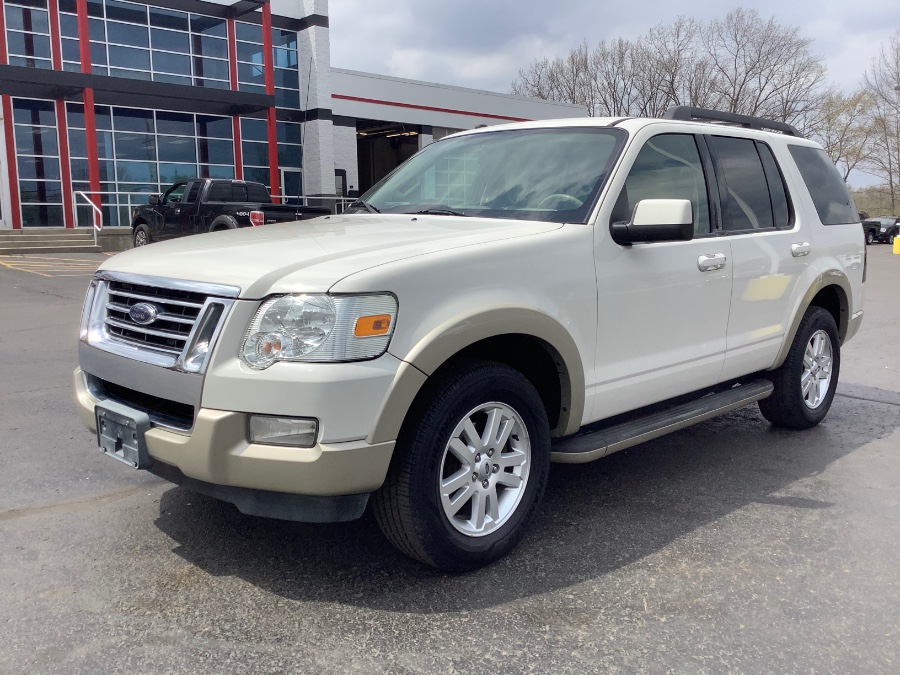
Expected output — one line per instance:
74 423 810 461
704 135 808 380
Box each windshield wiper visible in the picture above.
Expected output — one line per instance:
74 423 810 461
411 208 470 217
350 199 380 214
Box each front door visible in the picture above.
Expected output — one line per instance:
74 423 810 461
589 132 733 423
155 182 188 240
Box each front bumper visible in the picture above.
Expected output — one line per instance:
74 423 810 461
74 368 395 521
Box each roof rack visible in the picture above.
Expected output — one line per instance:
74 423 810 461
663 106 803 138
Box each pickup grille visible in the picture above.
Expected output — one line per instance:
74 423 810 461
105 280 207 355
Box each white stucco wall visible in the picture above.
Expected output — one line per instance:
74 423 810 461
332 124 359 195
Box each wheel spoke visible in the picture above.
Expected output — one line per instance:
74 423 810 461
441 468 472 496
496 472 523 489
801 374 814 399
444 482 475 517
447 438 474 465
496 448 527 469
470 491 486 531
461 418 484 451
486 486 500 522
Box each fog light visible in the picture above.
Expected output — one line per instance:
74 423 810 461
249 415 318 447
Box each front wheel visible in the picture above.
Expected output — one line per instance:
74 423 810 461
373 360 550 572
759 306 840 429
865 230 874 245
133 224 151 247
889 233 896 245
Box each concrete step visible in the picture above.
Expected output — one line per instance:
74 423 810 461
0 245 102 254
0 237 97 245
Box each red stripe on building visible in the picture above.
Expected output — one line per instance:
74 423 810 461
47 0 63 70
331 94 531 122
2 95 22 229
55 99 74 228
75 0 92 73
227 17 238 91
232 116 243 180
0 0 8 65
76 0 101 227
262 2 279 202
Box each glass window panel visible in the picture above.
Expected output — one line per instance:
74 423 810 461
195 78 229 90
157 135 196 163
66 103 85 128
206 181 232 201
90 41 107 66
202 164 234 179
13 98 55 126
277 122 302 145
194 35 227 59
193 57 228 81
113 107 153 133
758 143 790 229
114 132 155 160
9 55 51 69
196 115 232 139
95 106 112 130
5 7 50 33
109 67 151 81
149 7 187 31
59 0 76 13
274 68 299 90
708 135 774 231
7 0 48 8
788 145 858 225
190 14 226 37
108 46 150 71
63 61 81 72
68 129 87 159
98 159 114 181
184 181 201 202
236 42 263 63
60 12 78 37
238 83 265 95
158 163 198 184
155 111 194 136
106 21 148 47
97 130 114 158
151 50 191 75
237 61 265 85
273 48 297 69
20 180 62 203
150 27 189 53
248 182 270 202
21 204 64 227
15 125 59 157
89 17 104 41
75 204 94 228
17 155 61 180
86 0 104 19
117 182 157 195
71 158 89 181
242 141 269 166
275 88 300 109
278 143 301 167
197 137 233 164
272 29 297 49
7 32 51 59
116 160 157 182
61 38 80 62
105 0 146 24
235 22 262 43
243 166 270 186
154 73 192 86
241 118 267 142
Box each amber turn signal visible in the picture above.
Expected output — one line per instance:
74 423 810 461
354 314 392 337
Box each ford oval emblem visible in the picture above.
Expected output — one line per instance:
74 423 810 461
129 302 159 325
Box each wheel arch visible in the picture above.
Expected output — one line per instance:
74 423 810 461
367 308 586 445
209 215 238 232
771 276 850 370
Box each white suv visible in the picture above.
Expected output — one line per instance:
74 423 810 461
75 107 865 571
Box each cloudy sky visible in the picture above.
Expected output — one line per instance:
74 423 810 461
329 0 900 96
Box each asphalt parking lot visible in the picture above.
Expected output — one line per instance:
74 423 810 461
1 247 898 673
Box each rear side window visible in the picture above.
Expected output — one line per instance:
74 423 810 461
788 145 857 225
757 144 791 229
247 183 270 203
207 181 232 202
708 136 774 231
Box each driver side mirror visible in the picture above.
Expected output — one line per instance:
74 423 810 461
149 194 161 205
610 199 694 245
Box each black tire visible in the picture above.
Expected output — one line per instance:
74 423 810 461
758 306 840 430
373 360 550 572
209 216 238 232
865 230 874 245
133 223 151 247
889 233 896 245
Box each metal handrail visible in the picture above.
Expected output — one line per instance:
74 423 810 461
72 190 159 244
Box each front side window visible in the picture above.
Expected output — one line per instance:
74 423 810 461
610 134 711 235
351 128 627 224
787 145 857 226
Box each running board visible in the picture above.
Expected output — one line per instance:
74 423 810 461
551 379 774 464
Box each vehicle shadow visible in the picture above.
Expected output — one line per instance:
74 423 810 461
153 385 900 614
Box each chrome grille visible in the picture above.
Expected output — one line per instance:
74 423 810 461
105 280 207 355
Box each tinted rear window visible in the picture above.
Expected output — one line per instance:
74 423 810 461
247 183 270 203
788 145 857 225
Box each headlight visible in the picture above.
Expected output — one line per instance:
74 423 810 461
240 293 397 369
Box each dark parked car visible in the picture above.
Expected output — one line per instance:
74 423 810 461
867 216 899 245
862 218 880 245
131 179 330 247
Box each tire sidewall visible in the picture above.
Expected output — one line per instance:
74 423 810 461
405 364 550 568
784 308 841 426
133 225 149 247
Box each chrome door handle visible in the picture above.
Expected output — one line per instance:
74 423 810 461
791 242 810 257
698 253 727 271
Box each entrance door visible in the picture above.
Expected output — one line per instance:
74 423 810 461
280 169 303 205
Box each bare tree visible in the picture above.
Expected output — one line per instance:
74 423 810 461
863 31 900 212
810 90 874 181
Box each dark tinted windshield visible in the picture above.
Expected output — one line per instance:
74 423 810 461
352 127 627 223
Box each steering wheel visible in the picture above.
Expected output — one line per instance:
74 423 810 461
537 193 583 209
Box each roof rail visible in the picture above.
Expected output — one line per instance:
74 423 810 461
663 106 803 138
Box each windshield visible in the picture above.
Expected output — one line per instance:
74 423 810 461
350 127 627 223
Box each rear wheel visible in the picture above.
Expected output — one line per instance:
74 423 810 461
759 306 840 429
133 224 151 247
373 360 550 572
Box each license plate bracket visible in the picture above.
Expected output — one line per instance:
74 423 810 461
95 401 153 470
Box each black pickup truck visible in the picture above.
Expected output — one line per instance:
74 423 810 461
130 179 330 247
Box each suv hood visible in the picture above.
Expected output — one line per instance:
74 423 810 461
101 214 563 298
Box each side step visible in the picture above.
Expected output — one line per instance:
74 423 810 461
551 379 774 464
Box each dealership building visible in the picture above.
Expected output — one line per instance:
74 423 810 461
0 0 581 229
